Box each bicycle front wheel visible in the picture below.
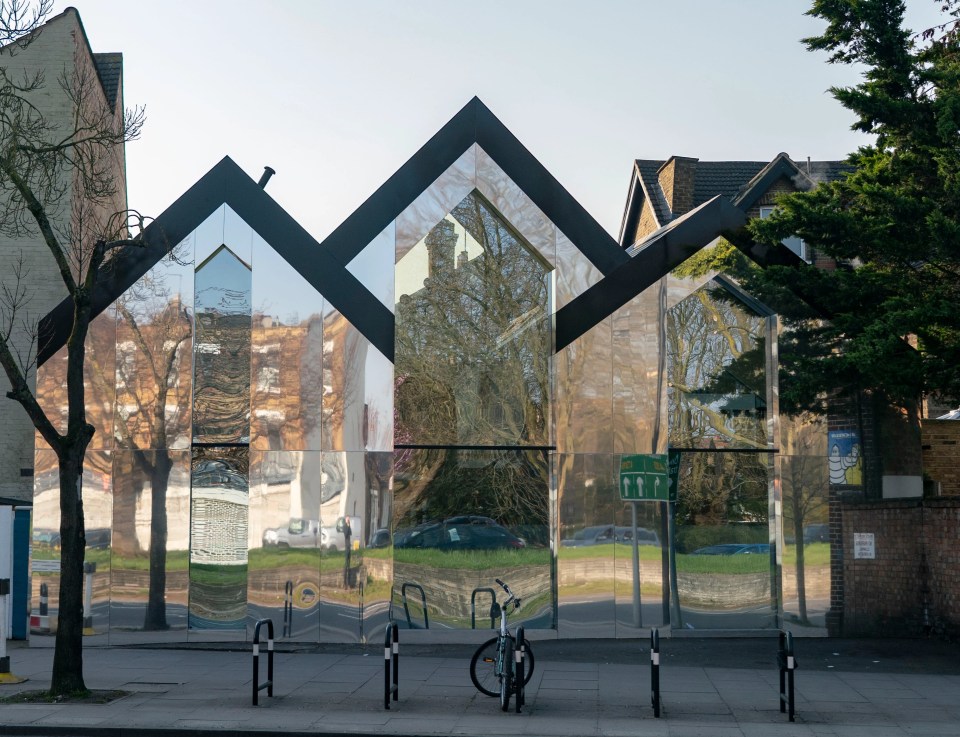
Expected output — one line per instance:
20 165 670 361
500 637 514 711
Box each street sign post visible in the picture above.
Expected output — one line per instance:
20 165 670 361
619 454 672 502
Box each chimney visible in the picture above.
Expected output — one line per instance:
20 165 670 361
657 156 698 219
425 219 458 279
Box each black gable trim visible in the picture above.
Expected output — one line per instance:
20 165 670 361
322 97 628 277
38 157 394 364
555 197 748 351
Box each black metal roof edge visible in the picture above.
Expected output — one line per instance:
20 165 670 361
37 156 242 365
38 156 396 365
555 196 747 351
471 102 628 276
733 154 812 211
320 97 480 266
322 97 628 277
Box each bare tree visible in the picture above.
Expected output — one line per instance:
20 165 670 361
0 2 145 695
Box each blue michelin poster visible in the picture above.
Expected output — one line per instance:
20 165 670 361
828 431 862 486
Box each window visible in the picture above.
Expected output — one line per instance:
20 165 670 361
759 206 809 262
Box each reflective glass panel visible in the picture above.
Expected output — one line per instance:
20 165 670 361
556 317 612 454
392 448 551 630
320 307 378 452
115 252 194 451
781 412 830 633
110 449 190 643
35 303 117 450
395 191 551 447
666 283 776 629
251 232 326 451
666 282 768 451
30 449 113 645
556 453 616 637
189 446 248 630
614 496 668 634
612 281 666 455
248 450 321 641
193 246 252 444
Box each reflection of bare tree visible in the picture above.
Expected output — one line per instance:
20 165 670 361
782 415 827 624
395 192 549 447
394 193 550 523
112 256 191 630
667 287 769 527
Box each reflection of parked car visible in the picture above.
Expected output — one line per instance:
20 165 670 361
394 517 525 551
803 524 829 544
34 529 60 549
561 525 616 547
692 543 770 555
262 516 360 551
85 528 111 550
615 527 660 546
369 528 391 548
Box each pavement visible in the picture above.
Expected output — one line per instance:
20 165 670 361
2 636 960 737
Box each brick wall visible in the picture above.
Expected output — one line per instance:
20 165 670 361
0 9 125 502
922 420 960 496
840 498 960 638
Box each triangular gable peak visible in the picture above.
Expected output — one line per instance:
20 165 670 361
733 152 815 211
40 98 774 365
38 156 392 364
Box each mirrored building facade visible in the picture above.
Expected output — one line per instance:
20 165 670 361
31 99 820 644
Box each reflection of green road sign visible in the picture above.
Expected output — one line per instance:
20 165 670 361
619 454 671 501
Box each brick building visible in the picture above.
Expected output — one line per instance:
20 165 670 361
0 8 127 502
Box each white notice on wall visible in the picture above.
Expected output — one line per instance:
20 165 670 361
854 532 875 560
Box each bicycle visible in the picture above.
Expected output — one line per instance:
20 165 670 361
469 578 536 711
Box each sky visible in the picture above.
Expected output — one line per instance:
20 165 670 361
67 0 946 242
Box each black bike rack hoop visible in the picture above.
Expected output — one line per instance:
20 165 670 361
401 582 428 629
384 622 399 709
650 628 661 718
777 630 797 721
252 618 275 706
471 587 497 629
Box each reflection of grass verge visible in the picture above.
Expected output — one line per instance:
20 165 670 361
111 550 189 571
782 542 829 566
393 548 550 569
399 589 553 629
675 555 769 574
1 690 128 704
558 544 662 561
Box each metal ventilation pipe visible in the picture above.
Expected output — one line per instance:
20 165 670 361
258 166 276 188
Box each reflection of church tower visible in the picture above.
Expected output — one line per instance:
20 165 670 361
426 219 457 278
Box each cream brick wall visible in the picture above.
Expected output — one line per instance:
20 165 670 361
0 9 126 501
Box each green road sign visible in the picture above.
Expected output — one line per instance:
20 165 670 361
619 454 672 502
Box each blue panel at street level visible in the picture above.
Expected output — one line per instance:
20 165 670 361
619 454 670 501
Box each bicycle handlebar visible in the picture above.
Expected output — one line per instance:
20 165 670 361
495 579 521 610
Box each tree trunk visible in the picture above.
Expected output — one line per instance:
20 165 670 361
143 451 172 631
51 449 87 695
